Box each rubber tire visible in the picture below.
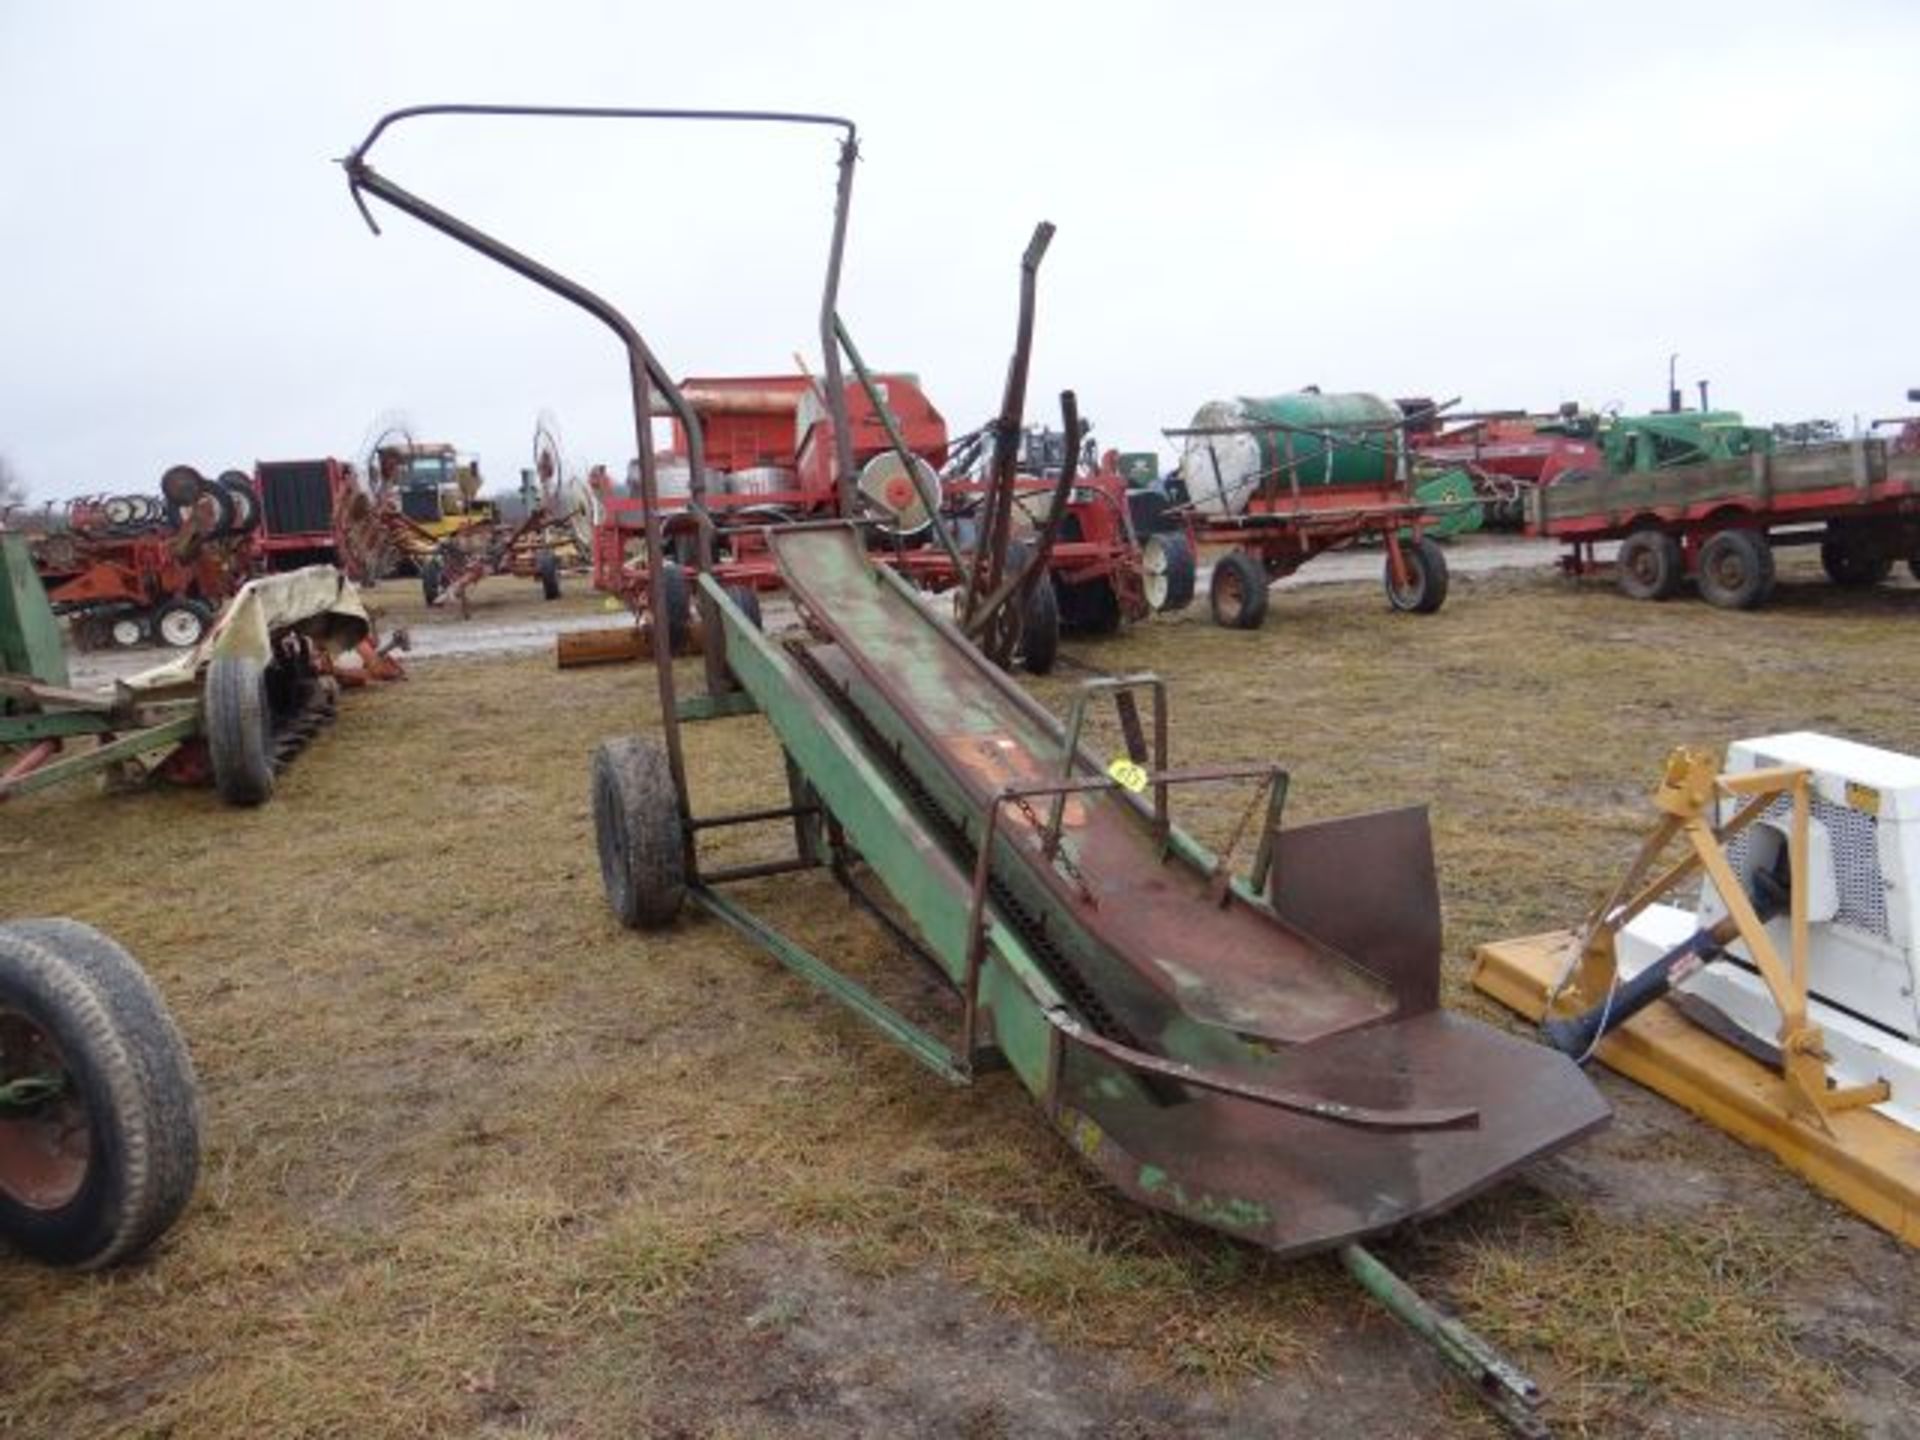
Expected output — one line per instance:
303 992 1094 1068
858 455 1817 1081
1820 536 1892 587
1697 529 1773 610
1617 529 1684 601
658 562 692 655
158 465 203 511
1210 550 1269 630
1385 536 1450 614
1060 578 1122 636
421 555 444 605
592 736 685 930
109 615 146 649
1018 573 1060 675
1142 532 1197 612
0 919 200 1269
195 481 235 538
152 598 213 650
205 653 275 806
537 549 561 601
216 473 258 533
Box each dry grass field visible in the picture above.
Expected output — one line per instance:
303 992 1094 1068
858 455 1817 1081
3 554 1918 1438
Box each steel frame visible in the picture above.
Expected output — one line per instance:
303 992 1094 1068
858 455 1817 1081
343 105 1566 1435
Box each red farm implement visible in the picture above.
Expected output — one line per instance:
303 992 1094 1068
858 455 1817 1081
1152 393 1484 631
586 251 1148 675
24 466 259 650
1403 404 1602 529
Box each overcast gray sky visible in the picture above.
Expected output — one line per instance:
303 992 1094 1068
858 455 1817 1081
3 1 1916 503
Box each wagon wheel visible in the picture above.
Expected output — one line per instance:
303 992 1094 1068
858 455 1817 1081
1210 550 1269 629
108 613 146 649
1696 529 1773 610
1383 536 1450 615
592 737 686 930
1141 532 1196 613
205 653 276 806
1616 529 1683 601
152 598 213 649
0 919 200 1269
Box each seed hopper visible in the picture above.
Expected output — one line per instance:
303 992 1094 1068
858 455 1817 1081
343 105 1607 1434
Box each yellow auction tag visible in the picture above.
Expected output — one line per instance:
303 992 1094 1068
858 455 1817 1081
1107 757 1149 793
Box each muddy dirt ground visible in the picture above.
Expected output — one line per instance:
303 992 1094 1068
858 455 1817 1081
4 547 1918 1438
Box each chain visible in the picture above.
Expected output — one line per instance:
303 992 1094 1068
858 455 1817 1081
1010 792 1096 907
1210 775 1271 892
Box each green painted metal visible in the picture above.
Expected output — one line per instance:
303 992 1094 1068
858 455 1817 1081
1116 452 1160 487
0 532 68 689
1235 391 1402 489
1410 468 1484 538
697 573 1067 1095
0 711 199 799
1340 1243 1548 1438
1592 410 1774 473
0 709 124 742
691 883 969 1084
0 701 195 745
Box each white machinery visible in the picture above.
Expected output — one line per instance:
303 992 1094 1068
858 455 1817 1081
1628 733 1920 1131
1474 732 1920 1245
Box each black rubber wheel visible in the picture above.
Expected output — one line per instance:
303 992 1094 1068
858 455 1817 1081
1210 550 1269 630
421 555 444 605
216 472 258 533
1909 555 1920 584
0 919 200 1269
158 465 203 512
152 597 213 650
1018 575 1060 675
591 736 685 930
1059 578 1122 636
204 653 275 806
194 480 235 538
1142 532 1197 613
108 613 146 650
658 562 692 655
1819 535 1892 587
1385 536 1450 614
1616 529 1684 601
1697 529 1773 610
536 550 561 601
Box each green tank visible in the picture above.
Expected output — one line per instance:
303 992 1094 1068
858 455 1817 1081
1177 392 1403 517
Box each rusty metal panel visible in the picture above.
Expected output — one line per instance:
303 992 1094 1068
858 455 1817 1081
1061 1012 1611 1257
1269 806 1442 1017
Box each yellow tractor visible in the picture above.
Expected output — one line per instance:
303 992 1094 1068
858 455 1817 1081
374 442 496 543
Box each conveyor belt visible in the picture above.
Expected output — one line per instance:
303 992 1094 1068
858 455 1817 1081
772 526 1395 1051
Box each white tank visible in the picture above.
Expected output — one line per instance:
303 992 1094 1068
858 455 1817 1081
1177 400 1263 518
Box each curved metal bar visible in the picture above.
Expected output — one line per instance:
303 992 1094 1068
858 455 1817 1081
345 103 856 174
339 104 861 861
1052 1010 1481 1132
